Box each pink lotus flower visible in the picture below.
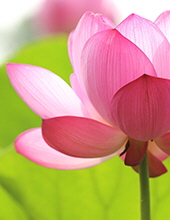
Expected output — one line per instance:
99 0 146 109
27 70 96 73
36 0 117 33
6 11 170 177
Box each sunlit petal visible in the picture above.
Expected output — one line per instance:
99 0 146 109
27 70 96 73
69 11 114 79
155 131 170 155
111 75 170 141
42 116 127 158
81 29 156 124
117 14 170 79
15 128 117 169
6 63 83 119
155 10 170 42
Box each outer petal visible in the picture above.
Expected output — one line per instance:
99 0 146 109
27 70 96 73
42 116 127 158
155 131 170 155
6 63 83 119
148 140 169 161
155 11 170 43
111 75 170 141
119 140 169 162
124 140 148 166
15 128 117 170
81 29 156 125
133 151 167 177
117 14 170 79
68 11 114 78
147 151 167 177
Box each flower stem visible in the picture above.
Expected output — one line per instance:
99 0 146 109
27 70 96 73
138 154 151 220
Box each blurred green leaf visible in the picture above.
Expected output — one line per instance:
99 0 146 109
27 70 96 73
0 146 140 220
0 146 170 220
0 35 170 220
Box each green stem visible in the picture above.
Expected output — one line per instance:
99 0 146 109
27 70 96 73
138 155 151 220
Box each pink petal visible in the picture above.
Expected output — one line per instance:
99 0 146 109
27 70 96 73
70 73 105 122
133 151 167 177
111 75 170 141
147 151 167 177
68 12 114 123
42 116 127 158
148 141 169 161
68 11 114 81
117 14 170 79
119 140 169 162
155 11 170 42
155 131 170 155
68 30 75 67
15 128 117 170
70 73 87 104
81 29 156 125
6 63 83 119
124 140 148 166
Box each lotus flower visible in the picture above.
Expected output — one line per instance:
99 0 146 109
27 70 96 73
7 11 170 177
36 0 117 34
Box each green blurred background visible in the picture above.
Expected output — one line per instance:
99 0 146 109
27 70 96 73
0 35 170 220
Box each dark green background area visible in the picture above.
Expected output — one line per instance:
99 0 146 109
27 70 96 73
0 35 170 219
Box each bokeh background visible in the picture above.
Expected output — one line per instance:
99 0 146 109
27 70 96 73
0 0 170 219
